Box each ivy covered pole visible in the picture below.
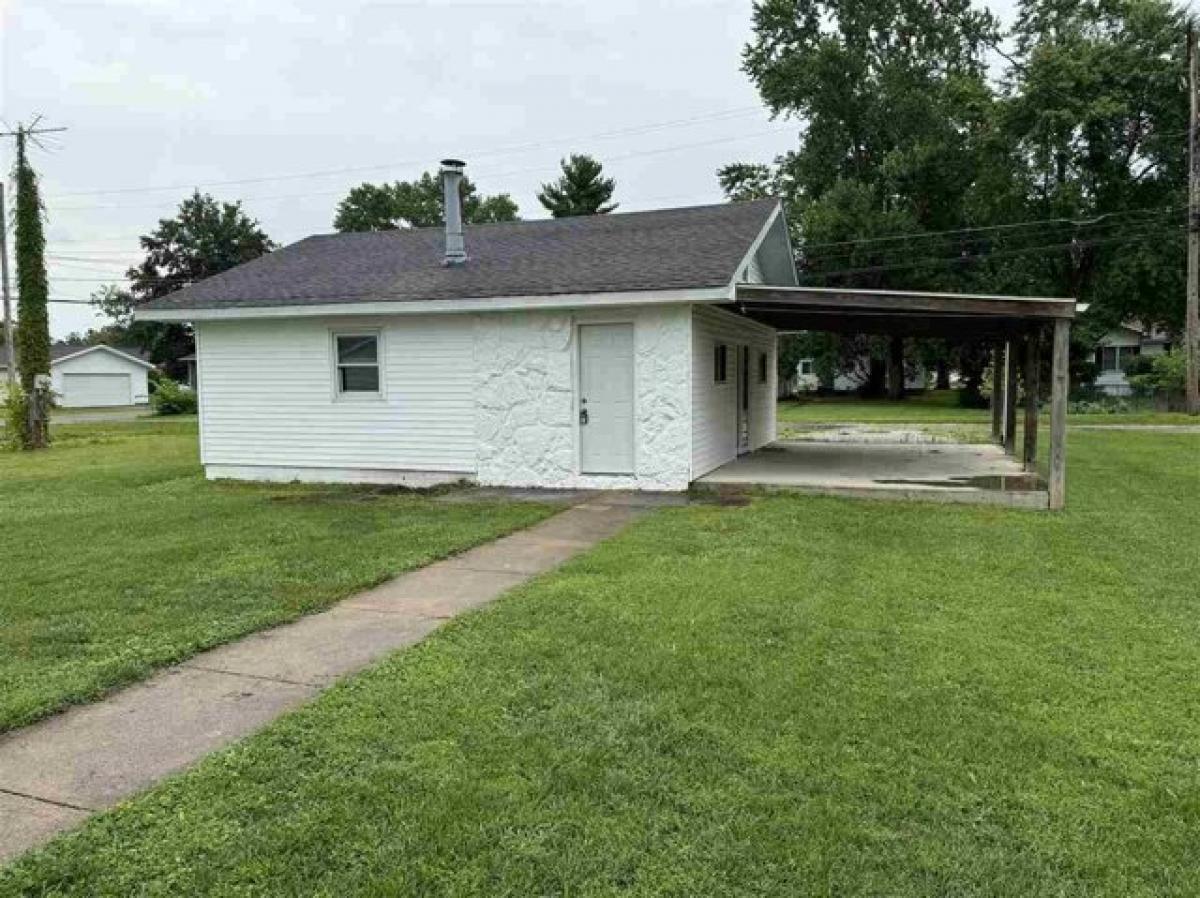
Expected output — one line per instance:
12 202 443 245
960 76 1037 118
1 184 14 390
10 124 54 448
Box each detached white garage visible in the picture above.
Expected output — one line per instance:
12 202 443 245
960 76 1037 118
50 345 154 408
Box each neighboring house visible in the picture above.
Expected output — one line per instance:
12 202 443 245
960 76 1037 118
0 344 154 407
1093 322 1171 396
137 165 795 491
789 358 927 394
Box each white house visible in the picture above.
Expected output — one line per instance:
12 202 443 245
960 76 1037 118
0 344 154 407
790 358 927 394
137 162 796 491
1093 322 1171 396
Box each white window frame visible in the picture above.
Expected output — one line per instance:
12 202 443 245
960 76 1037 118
1098 344 1138 373
798 358 814 376
330 330 385 401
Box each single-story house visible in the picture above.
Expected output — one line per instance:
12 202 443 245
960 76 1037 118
1093 322 1171 396
137 164 795 491
0 344 154 407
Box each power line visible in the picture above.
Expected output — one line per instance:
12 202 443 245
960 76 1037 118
801 223 1185 279
799 204 1188 252
46 105 772 200
50 128 794 213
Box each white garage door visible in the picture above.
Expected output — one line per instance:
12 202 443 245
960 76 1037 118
61 373 132 407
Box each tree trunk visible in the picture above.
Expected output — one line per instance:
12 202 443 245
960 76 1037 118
862 357 887 398
887 336 905 400
935 358 951 390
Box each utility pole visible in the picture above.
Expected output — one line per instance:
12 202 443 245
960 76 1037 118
1188 25 1199 414
0 118 66 448
1 184 13 388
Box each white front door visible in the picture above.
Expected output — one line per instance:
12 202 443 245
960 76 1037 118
578 323 635 474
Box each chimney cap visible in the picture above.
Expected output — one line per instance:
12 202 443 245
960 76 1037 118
440 158 466 171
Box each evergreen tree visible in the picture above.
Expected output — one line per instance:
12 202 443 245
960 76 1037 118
537 155 618 217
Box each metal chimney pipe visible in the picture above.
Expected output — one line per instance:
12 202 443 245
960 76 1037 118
440 158 467 266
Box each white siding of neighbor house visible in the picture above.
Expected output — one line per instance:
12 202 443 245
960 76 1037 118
691 305 777 478
1094 327 1168 397
51 349 150 407
196 316 477 478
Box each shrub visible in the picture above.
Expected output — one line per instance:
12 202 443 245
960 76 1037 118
3 384 26 449
3 381 54 449
150 378 197 415
1127 351 1188 398
1069 397 1131 415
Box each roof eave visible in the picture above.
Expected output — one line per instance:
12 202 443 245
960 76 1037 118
135 285 737 323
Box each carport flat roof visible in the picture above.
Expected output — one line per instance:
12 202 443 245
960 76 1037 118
730 285 1076 338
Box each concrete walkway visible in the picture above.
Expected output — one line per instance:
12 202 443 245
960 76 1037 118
0 496 651 864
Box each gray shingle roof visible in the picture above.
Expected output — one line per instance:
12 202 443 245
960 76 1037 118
139 198 779 312
1 343 151 369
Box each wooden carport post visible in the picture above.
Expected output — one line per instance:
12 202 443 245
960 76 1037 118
991 345 1004 443
1048 318 1070 510
1022 329 1040 472
1003 340 1019 454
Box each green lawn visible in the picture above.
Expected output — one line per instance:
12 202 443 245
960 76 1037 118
0 419 552 733
4 428 1198 895
779 390 1198 426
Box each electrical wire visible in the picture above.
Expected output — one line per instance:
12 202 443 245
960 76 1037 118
46 105 773 199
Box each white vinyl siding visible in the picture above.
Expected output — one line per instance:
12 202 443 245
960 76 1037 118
691 305 776 478
196 316 476 472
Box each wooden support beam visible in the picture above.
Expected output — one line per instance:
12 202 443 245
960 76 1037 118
1003 340 1019 454
1023 330 1040 472
1048 318 1070 510
991 345 1004 442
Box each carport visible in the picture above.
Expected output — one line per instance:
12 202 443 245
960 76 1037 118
709 284 1076 509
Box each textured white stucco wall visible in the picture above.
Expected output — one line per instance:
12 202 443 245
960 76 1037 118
473 305 692 491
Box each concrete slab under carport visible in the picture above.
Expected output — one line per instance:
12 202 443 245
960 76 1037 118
695 440 1049 509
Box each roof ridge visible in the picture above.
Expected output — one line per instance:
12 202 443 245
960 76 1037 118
303 196 781 241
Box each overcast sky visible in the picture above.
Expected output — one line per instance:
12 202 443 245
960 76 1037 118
2 0 1019 338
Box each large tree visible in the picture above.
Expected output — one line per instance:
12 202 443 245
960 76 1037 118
114 192 274 377
995 0 1188 329
333 172 518 232
725 0 1190 392
537 154 618 217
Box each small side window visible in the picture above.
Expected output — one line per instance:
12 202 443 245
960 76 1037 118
799 359 814 376
335 333 381 395
714 344 728 383
758 352 768 383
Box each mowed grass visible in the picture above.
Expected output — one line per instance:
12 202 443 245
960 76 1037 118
0 419 552 732
4 429 1198 896
780 389 1198 426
